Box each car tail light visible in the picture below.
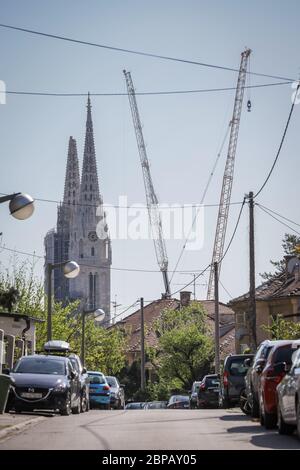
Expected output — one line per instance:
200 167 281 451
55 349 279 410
223 371 229 388
200 383 206 391
103 385 110 391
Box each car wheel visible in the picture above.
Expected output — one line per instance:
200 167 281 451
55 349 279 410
80 391 88 413
239 389 251 415
260 400 276 429
72 398 81 414
221 397 231 408
278 408 295 435
60 392 72 416
251 394 260 418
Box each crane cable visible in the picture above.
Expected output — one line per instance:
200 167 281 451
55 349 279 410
169 122 231 284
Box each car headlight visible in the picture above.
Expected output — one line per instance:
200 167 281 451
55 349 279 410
54 383 67 392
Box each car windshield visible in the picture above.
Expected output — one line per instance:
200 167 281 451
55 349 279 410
88 374 106 384
205 377 219 386
274 345 300 365
69 357 80 372
228 360 249 376
106 377 117 387
14 357 66 375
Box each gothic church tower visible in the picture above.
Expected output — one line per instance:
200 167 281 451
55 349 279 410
44 95 111 323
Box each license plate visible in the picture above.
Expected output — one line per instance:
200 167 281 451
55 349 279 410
20 392 43 399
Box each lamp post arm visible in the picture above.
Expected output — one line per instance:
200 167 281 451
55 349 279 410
0 193 21 204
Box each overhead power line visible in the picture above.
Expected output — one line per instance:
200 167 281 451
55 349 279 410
254 81 300 199
0 245 209 274
0 192 244 209
169 198 246 296
0 23 295 82
257 204 300 228
169 122 231 284
0 81 292 98
256 204 300 236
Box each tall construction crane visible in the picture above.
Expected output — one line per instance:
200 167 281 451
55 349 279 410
207 48 251 300
123 70 171 297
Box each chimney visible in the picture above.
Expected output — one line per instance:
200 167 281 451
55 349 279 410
180 291 192 307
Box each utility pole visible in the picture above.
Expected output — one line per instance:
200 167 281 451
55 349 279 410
248 191 257 352
214 262 220 375
140 297 145 391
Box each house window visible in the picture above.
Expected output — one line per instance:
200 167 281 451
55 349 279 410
91 247 95 256
89 272 97 310
79 239 84 258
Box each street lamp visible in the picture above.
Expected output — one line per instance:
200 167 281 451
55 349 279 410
0 192 35 220
81 308 105 366
46 260 80 341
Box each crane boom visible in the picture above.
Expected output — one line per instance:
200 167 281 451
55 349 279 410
207 48 251 300
123 70 171 297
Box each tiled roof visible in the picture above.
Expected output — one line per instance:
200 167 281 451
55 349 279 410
230 273 300 304
112 298 235 354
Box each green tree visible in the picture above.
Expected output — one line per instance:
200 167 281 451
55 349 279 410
260 233 300 281
0 260 127 374
153 302 214 391
262 314 300 340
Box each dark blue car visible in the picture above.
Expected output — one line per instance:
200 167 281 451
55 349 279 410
87 371 111 409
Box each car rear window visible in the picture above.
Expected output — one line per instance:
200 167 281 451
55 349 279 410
228 359 249 376
205 377 220 387
88 374 106 384
106 377 117 387
14 357 66 375
273 345 300 365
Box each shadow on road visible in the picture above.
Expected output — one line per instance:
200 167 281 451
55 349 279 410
219 414 249 422
227 423 300 449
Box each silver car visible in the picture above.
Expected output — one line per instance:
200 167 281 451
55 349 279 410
277 348 300 438
106 376 125 409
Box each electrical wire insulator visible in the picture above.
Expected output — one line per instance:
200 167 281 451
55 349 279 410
247 99 252 112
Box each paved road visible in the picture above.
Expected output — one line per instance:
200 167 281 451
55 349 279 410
0 408 300 450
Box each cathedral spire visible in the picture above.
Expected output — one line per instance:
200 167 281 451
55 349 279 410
79 94 100 205
63 136 80 206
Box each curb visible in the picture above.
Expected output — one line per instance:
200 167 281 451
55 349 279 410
0 416 45 441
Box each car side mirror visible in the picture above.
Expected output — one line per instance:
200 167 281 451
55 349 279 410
120 384 125 388
244 358 252 367
69 370 76 380
82 367 87 374
2 368 10 375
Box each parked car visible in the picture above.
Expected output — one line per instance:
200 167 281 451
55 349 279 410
277 347 300 438
245 340 278 417
198 375 220 408
219 354 253 408
167 395 190 409
6 354 81 415
43 340 90 413
87 371 111 409
189 381 202 409
125 402 146 409
144 401 168 409
258 339 300 429
105 375 125 409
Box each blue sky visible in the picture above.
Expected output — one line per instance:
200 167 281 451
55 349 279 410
0 0 299 316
